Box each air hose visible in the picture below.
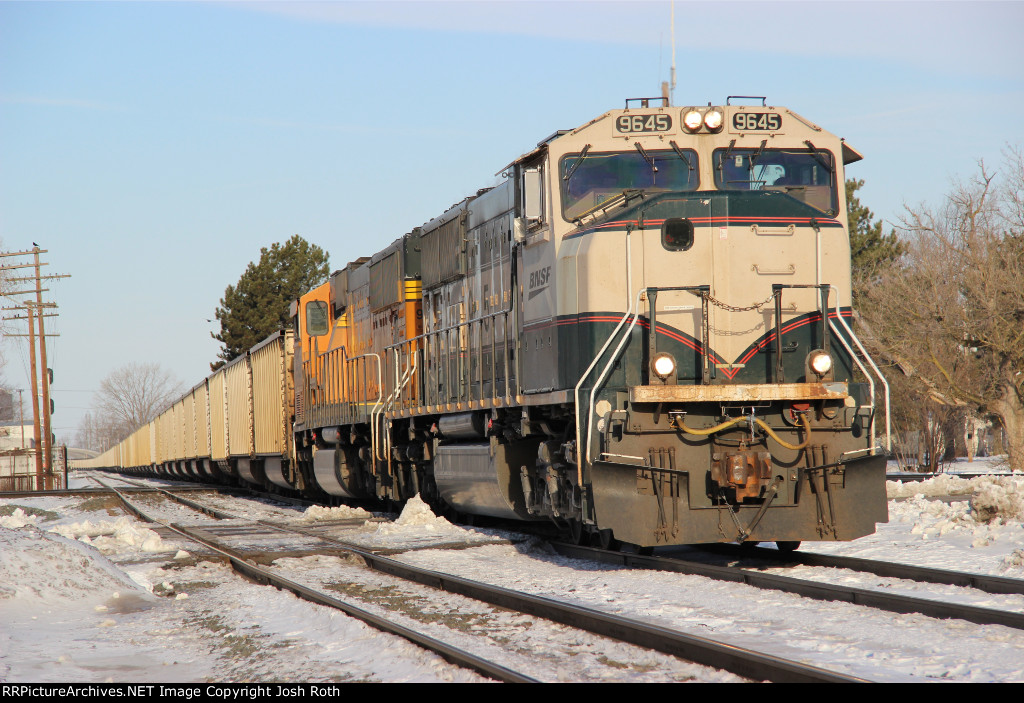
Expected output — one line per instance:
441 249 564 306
672 412 812 451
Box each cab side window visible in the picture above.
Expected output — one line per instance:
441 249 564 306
306 300 329 336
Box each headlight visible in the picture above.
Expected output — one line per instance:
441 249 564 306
703 109 724 132
652 352 677 380
808 350 833 377
683 109 703 132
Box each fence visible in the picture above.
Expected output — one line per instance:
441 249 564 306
0 446 67 491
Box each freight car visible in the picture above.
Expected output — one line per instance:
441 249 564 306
81 97 891 550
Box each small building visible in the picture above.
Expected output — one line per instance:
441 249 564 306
0 422 64 491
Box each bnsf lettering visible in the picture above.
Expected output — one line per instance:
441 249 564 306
529 266 551 289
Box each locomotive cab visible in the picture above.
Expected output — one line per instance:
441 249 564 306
510 98 889 547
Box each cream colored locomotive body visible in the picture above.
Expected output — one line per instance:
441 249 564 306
79 100 889 549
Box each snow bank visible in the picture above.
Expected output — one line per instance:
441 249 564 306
371 494 474 539
299 504 372 522
48 517 166 554
887 474 976 499
0 526 148 605
887 475 1024 523
889 495 974 537
971 481 1024 523
0 508 40 529
884 477 1024 550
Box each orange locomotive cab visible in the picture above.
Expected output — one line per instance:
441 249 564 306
291 238 424 502
291 281 333 427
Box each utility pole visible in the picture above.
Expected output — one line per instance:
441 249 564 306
34 249 53 481
1 246 69 489
18 389 25 449
27 303 42 484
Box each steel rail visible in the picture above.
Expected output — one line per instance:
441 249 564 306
703 543 1024 597
94 479 537 684
551 542 1024 631
891 471 1014 482
137 483 868 683
0 483 214 499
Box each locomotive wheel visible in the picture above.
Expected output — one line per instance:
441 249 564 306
592 528 620 552
568 519 585 545
776 540 802 552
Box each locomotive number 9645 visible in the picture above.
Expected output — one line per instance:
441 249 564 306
616 114 672 133
732 112 783 131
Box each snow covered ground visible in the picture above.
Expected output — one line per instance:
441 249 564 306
1 464 1022 683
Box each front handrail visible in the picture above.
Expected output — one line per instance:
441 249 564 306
375 344 418 463
303 347 381 429
574 290 643 485
828 285 891 453
581 286 710 480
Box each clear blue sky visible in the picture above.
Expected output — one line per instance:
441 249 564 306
1 0 1022 442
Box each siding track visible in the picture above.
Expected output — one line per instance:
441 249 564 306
96 477 869 683
551 542 1024 631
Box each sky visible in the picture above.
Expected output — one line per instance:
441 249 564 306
1 0 1022 443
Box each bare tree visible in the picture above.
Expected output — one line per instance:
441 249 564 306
859 147 1024 471
74 410 128 454
883 367 962 471
92 363 184 443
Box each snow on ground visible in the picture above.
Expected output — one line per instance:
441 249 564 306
298 504 373 522
326 494 508 551
48 517 167 554
371 494 483 540
802 465 1024 576
0 521 487 682
3 467 1024 682
0 507 40 529
0 527 148 605
392 539 1024 682
272 553 742 683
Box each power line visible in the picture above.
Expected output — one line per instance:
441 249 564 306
0 246 71 487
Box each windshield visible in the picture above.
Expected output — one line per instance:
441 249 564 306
713 148 837 215
559 149 698 221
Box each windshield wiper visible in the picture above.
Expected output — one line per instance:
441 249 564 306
803 140 833 174
634 142 658 173
748 139 768 168
668 140 694 172
717 139 739 181
572 188 645 225
563 144 592 182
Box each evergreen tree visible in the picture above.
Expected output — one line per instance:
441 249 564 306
211 235 329 369
846 178 905 273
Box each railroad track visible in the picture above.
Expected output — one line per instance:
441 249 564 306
94 477 535 683
550 542 1024 631
703 543 1024 596
95 477 867 683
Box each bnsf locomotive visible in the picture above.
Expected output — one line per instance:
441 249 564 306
83 98 891 550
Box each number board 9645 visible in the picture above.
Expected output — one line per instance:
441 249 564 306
731 112 783 132
616 114 672 133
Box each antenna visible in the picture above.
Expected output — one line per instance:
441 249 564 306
671 0 676 105
660 1 677 106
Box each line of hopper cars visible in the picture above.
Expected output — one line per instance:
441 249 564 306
81 98 891 550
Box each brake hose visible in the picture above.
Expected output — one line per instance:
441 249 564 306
673 412 812 450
